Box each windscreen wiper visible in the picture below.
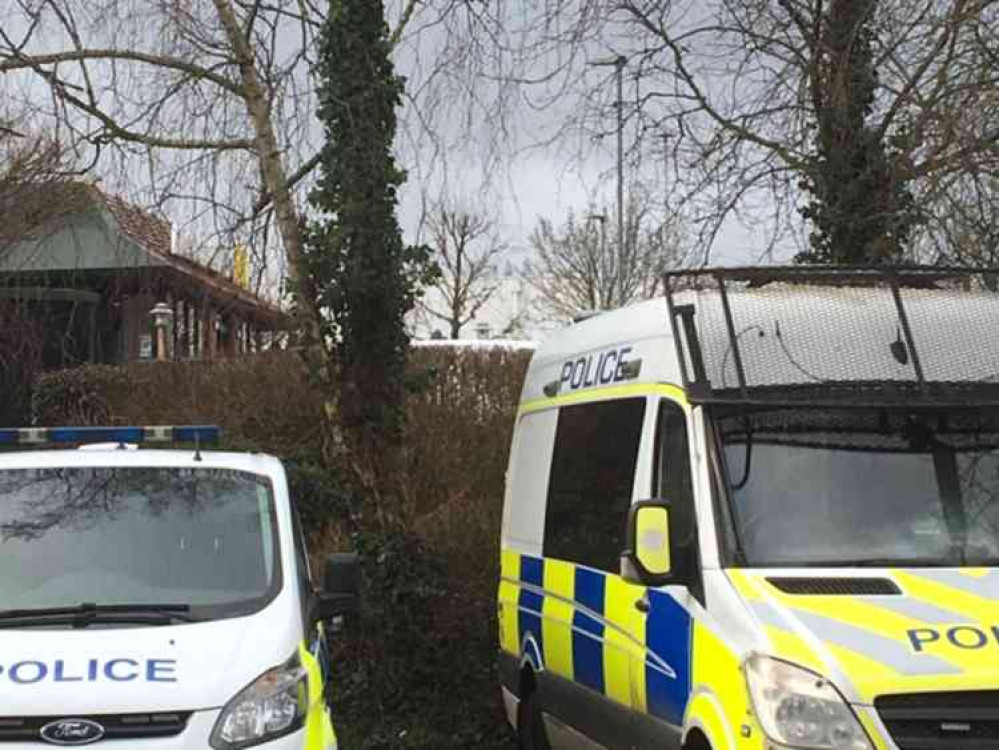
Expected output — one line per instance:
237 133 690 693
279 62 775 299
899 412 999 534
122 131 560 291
0 602 195 628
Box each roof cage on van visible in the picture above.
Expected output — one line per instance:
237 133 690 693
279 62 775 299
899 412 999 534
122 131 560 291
662 266 999 408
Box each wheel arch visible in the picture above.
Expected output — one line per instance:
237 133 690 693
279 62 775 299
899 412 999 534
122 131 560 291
683 690 738 750
683 726 713 750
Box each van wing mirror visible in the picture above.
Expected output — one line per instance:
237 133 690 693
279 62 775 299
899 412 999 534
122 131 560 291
623 500 672 585
315 552 361 622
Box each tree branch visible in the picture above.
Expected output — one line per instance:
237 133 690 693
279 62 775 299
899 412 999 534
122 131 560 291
620 2 808 171
0 49 243 96
389 0 420 48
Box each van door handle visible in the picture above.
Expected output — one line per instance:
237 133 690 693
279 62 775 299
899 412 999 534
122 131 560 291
635 596 650 613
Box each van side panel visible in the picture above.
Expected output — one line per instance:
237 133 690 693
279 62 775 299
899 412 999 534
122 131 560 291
501 411 557 554
541 559 576 681
499 409 558 702
603 574 647 710
498 299 764 750
500 552 694 730
498 550 522 657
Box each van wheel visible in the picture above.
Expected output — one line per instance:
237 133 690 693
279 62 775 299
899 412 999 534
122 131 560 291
517 689 551 750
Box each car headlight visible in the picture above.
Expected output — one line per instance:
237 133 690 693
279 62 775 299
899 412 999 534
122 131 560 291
745 655 872 750
210 654 309 750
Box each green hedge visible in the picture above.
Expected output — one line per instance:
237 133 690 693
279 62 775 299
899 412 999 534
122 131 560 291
33 345 532 749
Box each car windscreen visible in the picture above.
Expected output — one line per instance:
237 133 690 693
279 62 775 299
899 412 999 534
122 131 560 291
0 466 281 619
716 407 999 567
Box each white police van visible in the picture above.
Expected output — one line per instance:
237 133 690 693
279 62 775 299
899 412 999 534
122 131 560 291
0 425 355 750
500 267 999 750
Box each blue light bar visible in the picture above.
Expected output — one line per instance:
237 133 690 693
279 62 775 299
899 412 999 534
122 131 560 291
0 425 221 447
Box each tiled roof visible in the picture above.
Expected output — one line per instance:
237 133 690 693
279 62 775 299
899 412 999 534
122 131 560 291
101 193 173 259
2 182 286 322
92 190 284 321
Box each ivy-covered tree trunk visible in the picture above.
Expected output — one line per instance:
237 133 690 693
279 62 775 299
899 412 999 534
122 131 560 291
798 0 916 264
307 0 432 487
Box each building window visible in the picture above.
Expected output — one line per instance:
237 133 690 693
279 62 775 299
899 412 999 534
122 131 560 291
543 398 646 571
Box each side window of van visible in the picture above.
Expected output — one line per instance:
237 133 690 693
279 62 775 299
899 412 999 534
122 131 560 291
653 400 697 564
543 398 646 571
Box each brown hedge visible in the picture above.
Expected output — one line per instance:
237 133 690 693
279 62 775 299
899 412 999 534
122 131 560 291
32 344 532 749
33 347 529 524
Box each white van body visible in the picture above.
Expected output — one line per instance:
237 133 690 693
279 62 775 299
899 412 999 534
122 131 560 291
0 442 339 750
499 268 999 750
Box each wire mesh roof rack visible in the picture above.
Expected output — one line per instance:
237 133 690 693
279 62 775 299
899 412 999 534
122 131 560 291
663 265 999 408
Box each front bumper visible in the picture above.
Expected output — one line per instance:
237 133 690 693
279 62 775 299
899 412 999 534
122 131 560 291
0 710 310 750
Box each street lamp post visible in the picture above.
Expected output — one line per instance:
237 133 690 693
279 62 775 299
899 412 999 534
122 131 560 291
614 55 625 268
586 213 608 258
586 213 608 306
661 131 671 211
588 55 627 275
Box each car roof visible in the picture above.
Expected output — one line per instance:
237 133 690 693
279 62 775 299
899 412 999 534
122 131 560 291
0 447 284 477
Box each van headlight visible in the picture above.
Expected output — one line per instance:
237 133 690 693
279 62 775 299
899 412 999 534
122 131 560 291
210 655 309 749
745 655 872 750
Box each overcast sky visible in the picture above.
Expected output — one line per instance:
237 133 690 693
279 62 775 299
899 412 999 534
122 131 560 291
0 0 789 281
384 0 790 270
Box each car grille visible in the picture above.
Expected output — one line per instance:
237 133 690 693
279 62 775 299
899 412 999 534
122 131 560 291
0 712 191 742
876 692 999 750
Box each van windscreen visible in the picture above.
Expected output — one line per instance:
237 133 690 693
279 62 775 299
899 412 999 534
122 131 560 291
0 467 280 621
717 407 999 568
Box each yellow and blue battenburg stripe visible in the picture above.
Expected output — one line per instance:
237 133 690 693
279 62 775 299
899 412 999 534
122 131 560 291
573 567 606 695
646 590 691 723
518 556 545 669
504 551 693 727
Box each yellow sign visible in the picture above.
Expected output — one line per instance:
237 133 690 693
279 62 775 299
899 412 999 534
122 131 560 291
233 244 250 288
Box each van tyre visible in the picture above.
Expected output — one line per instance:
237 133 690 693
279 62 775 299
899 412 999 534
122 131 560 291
517 689 551 750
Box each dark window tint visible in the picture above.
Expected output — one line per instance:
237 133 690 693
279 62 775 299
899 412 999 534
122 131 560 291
654 401 697 565
544 398 646 571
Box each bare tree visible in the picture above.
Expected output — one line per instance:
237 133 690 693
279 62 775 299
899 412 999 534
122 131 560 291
14 0 997 278
0 126 85 425
525 187 686 319
524 1 999 262
0 127 88 248
0 0 494 373
419 202 506 339
916 169 999 265
0 0 544 281
0 0 330 369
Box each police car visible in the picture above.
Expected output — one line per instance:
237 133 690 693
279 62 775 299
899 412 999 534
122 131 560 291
499 267 999 750
0 425 354 749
